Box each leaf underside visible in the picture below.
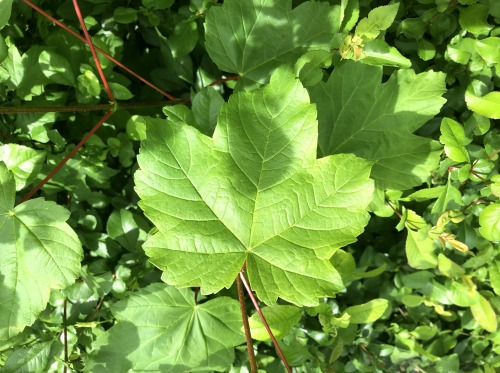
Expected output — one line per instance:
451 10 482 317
135 67 374 306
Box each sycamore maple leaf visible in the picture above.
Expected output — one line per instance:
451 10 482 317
134 67 374 306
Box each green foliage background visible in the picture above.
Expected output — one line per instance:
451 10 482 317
0 0 499 372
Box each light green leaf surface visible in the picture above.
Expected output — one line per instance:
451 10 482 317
135 68 374 306
106 209 149 252
478 204 500 241
309 61 446 190
362 39 412 68
470 294 498 332
0 0 13 30
205 0 341 82
248 305 302 341
459 4 493 36
465 90 500 119
0 164 83 340
343 298 389 324
439 118 471 163
0 145 45 190
86 283 245 372
355 3 399 40
406 229 438 269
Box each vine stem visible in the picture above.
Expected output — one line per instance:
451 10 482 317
238 271 292 373
236 272 258 373
71 0 115 103
20 110 114 203
22 0 177 100
0 100 179 114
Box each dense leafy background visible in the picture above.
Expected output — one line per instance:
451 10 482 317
0 0 499 372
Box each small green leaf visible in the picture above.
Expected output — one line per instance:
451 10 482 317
0 34 7 63
107 209 149 252
438 254 465 277
294 50 333 87
248 305 302 341
343 298 389 324
39 50 75 85
465 89 500 119
418 38 436 61
478 204 500 241
191 86 225 136
0 145 46 190
126 115 147 141
432 177 464 215
113 7 138 24
490 262 500 296
142 0 174 9
470 294 498 332
169 20 198 58
439 118 471 163
362 39 412 68
0 0 13 30
355 3 399 40
459 4 493 37
406 229 438 269
108 82 134 100
475 37 500 64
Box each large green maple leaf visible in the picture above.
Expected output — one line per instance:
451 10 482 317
0 163 82 340
86 283 245 372
134 68 374 306
309 61 446 190
205 0 341 82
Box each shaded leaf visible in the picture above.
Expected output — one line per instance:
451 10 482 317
205 0 341 82
86 283 245 372
309 61 445 190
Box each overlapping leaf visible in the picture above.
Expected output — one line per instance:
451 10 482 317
309 61 446 190
86 283 245 372
135 67 374 306
205 0 341 82
0 163 82 340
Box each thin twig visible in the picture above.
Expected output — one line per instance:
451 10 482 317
238 271 292 373
22 0 178 100
236 272 258 373
209 75 240 86
71 0 115 102
20 110 114 203
0 100 180 114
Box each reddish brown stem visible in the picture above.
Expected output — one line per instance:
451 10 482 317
209 75 240 86
22 0 177 101
236 273 258 372
71 0 114 102
20 110 114 203
238 271 292 373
